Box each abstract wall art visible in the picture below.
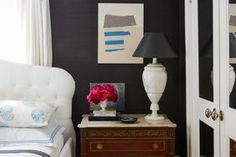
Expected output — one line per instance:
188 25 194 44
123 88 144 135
98 3 144 64
229 4 236 33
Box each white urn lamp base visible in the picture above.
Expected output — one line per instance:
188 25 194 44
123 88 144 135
144 103 165 120
142 58 167 121
145 114 165 120
229 64 236 93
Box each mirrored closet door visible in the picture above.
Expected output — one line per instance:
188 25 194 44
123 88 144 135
223 1 236 156
185 0 236 156
197 0 220 156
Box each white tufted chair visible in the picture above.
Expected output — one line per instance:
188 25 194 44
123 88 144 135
0 60 76 157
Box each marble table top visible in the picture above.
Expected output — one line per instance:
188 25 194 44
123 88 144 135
78 114 177 128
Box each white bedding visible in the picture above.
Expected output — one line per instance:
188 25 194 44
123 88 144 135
0 134 64 157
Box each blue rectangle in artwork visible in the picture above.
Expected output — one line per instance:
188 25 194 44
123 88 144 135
105 40 124 45
104 31 130 36
105 49 124 52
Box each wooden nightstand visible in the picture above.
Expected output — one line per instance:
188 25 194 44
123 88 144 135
231 139 236 157
78 114 176 157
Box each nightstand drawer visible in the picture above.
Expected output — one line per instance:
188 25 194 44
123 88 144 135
89 140 166 152
79 115 176 157
86 128 172 138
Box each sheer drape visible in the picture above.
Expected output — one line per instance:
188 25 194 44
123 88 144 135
0 1 27 64
0 0 52 66
19 0 52 66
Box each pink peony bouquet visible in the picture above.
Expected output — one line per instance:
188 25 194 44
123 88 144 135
87 84 118 105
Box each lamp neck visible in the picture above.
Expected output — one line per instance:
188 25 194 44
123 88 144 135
146 57 164 69
152 58 158 64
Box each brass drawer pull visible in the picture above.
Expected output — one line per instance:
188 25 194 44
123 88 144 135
96 144 103 150
152 143 159 149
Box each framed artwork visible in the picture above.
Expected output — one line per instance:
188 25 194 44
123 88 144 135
98 3 144 64
229 4 236 63
229 4 236 33
89 83 125 115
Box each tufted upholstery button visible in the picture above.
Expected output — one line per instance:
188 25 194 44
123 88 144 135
45 82 50 86
37 95 41 99
53 95 58 100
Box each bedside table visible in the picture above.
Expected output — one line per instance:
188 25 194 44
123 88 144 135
231 139 236 157
78 114 176 157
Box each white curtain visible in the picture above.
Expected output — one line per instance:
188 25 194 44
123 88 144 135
0 1 27 64
19 0 52 66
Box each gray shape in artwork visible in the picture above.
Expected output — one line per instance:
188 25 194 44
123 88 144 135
31 109 45 123
0 105 14 121
230 16 236 26
104 15 136 28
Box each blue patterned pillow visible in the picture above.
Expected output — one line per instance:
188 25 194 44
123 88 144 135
0 100 56 127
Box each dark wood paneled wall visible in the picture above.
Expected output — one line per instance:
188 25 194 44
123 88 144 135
49 0 186 156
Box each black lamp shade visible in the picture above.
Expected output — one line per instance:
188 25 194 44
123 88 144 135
132 32 177 58
201 33 236 58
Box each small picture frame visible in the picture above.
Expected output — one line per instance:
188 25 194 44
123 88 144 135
87 83 125 120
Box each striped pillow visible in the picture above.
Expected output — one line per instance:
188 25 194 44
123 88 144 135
0 120 65 147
